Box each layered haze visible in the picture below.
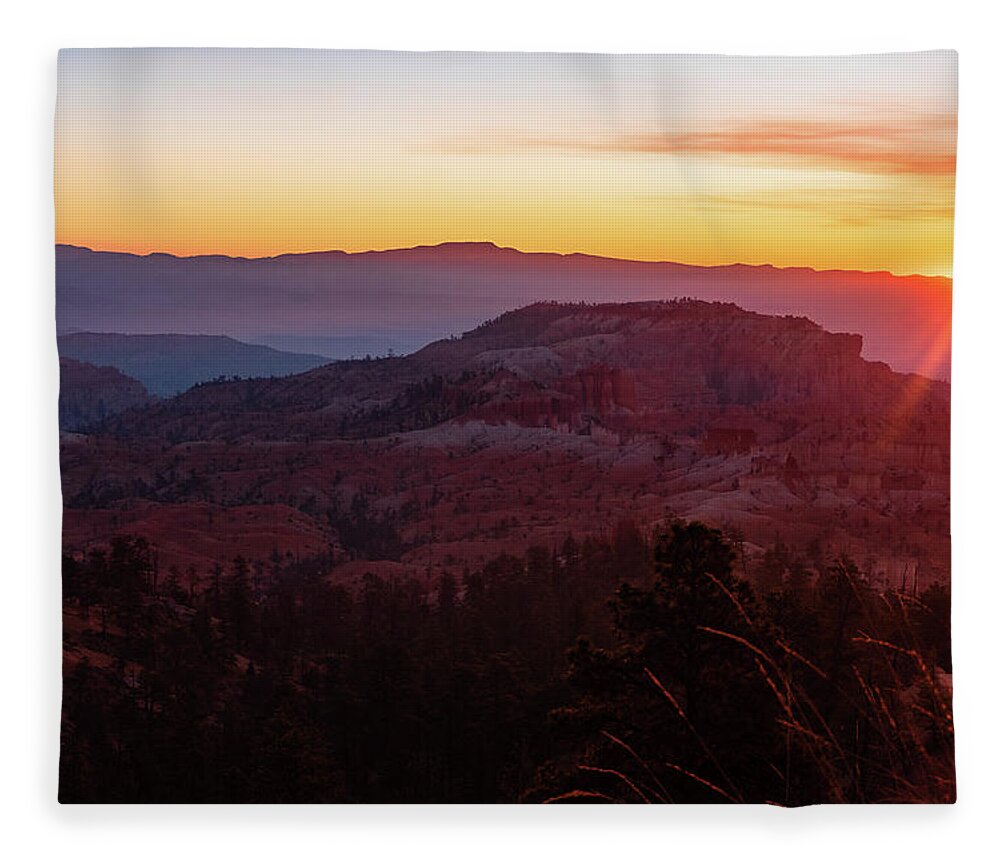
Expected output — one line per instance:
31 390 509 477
57 242 952 379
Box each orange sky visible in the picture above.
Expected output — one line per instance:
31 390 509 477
55 50 957 276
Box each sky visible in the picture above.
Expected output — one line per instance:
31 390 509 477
55 49 957 276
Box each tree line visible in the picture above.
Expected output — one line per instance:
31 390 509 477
59 521 953 803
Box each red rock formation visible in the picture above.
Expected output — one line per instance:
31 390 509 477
558 364 637 416
703 427 758 455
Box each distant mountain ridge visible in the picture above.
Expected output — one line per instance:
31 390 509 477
56 242 952 380
57 332 331 396
55 241 946 275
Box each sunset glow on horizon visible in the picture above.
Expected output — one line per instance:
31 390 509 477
55 49 957 277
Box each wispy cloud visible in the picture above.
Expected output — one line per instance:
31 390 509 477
441 115 957 177
635 187 954 227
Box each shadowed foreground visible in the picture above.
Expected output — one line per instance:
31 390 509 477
60 522 953 804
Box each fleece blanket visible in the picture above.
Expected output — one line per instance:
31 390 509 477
56 49 955 804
